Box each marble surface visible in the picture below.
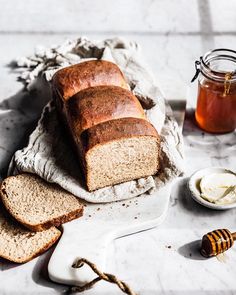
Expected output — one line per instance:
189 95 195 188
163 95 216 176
48 185 171 286
0 0 236 294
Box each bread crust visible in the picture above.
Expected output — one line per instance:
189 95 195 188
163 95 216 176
81 117 159 151
65 85 145 136
52 60 128 100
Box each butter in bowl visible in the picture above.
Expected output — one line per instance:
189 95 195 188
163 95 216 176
188 167 236 210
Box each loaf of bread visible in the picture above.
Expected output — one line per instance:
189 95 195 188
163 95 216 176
52 60 160 191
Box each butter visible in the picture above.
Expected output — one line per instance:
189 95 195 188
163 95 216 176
215 186 236 205
200 172 236 204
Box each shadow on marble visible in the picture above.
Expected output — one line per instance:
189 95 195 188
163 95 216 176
176 177 229 218
0 76 51 179
32 245 70 294
183 108 202 135
0 257 21 271
177 239 206 260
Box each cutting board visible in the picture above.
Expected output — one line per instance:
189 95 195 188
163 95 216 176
48 184 171 285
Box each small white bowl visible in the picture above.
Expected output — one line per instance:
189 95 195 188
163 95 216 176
188 167 236 210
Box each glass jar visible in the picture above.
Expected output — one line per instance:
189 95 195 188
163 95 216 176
192 49 236 133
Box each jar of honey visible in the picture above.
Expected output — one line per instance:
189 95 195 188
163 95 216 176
192 49 236 133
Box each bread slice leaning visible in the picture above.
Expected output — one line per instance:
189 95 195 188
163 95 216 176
0 174 84 231
0 206 61 263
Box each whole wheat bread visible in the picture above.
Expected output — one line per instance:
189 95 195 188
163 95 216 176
52 60 160 192
0 174 84 231
82 118 160 191
0 206 61 263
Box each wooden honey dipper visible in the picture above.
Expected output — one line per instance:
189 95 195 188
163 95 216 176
201 229 236 257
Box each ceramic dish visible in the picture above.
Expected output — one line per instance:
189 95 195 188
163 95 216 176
188 167 236 210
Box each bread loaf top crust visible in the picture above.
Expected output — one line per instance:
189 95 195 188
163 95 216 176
81 117 159 152
66 85 145 136
52 60 128 100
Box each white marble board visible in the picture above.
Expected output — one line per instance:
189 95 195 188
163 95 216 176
48 183 172 285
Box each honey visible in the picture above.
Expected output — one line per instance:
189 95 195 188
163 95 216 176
193 49 236 133
196 78 236 133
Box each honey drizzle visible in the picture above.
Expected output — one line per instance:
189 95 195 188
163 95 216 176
223 72 233 97
216 252 228 263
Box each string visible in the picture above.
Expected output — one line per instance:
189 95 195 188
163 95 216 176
70 258 137 295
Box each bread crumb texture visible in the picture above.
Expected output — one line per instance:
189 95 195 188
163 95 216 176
0 208 60 263
0 173 83 230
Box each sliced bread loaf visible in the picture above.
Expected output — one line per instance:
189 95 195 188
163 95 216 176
0 206 61 263
81 118 160 191
0 174 84 231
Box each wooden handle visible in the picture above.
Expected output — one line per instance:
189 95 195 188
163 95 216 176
232 232 236 241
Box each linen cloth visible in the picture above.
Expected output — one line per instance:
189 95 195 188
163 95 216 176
9 37 184 203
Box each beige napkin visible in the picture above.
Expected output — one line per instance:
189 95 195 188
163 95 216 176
9 37 184 203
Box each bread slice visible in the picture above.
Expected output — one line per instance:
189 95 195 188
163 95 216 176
0 174 84 231
0 206 61 263
81 118 160 191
